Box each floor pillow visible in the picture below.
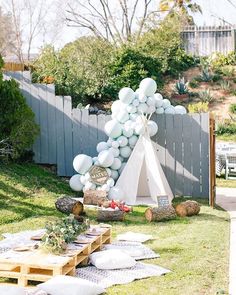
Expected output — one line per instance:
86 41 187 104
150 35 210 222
0 286 25 295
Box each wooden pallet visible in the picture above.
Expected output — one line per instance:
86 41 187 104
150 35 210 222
0 227 111 287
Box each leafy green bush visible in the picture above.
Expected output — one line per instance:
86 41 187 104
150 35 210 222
199 89 213 102
188 102 209 113
209 51 236 71
174 77 188 94
221 65 235 78
0 56 39 160
188 78 199 88
220 80 231 92
229 103 236 114
216 121 236 135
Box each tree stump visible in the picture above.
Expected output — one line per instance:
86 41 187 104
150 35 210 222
97 209 125 222
83 190 108 206
145 205 176 222
55 196 84 215
175 200 200 217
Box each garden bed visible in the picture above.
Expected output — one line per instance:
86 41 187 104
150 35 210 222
0 163 230 294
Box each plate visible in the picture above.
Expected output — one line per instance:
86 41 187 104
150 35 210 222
13 246 31 252
31 234 44 241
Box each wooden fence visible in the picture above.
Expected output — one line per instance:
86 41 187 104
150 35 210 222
4 71 210 198
182 25 236 56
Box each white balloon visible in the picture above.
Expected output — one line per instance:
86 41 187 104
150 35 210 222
80 175 87 185
137 103 148 114
135 123 145 135
110 169 119 180
128 135 138 147
162 99 171 109
118 162 126 174
129 113 139 121
148 121 158 137
165 106 175 114
126 105 137 114
98 150 114 167
146 105 156 114
139 78 157 96
92 156 98 163
69 174 83 191
73 154 93 174
109 147 120 157
120 146 132 158
110 157 122 170
156 107 165 114
84 172 91 181
84 181 96 191
107 178 115 188
111 100 125 115
104 120 122 139
118 155 124 162
175 105 187 114
139 93 147 103
119 87 135 104
117 135 128 147
96 141 109 153
146 96 156 106
101 184 110 192
123 127 133 138
106 138 113 147
106 168 112 176
154 93 163 100
132 98 139 107
111 141 120 148
115 109 130 123
155 99 163 108
108 186 125 200
94 160 100 166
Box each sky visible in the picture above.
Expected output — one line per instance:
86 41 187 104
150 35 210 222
1 0 236 53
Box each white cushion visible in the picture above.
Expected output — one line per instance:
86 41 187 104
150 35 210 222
38 275 105 295
103 244 144 257
0 286 25 295
89 249 136 270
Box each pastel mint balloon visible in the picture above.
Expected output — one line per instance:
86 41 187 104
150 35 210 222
98 150 114 167
69 174 83 191
175 105 187 114
120 146 132 158
110 157 122 170
165 106 175 114
104 120 122 139
73 154 93 174
162 99 171 109
119 87 135 104
156 107 164 114
147 120 158 137
96 141 109 153
139 78 157 96
117 135 128 147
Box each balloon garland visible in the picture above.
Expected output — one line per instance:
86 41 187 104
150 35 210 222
69 78 187 198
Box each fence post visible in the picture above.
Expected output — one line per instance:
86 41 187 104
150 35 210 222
231 28 236 51
209 113 216 207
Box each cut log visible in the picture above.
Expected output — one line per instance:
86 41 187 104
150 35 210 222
83 190 108 206
97 209 125 222
55 196 84 215
175 200 200 217
145 205 176 222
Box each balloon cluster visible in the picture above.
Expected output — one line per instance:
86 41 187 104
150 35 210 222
70 78 186 198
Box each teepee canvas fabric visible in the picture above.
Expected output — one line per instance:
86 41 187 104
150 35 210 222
115 131 174 205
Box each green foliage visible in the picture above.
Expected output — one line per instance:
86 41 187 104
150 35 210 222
174 77 189 94
188 78 199 88
104 47 163 97
211 73 222 82
209 51 236 71
229 103 236 114
42 215 88 254
199 58 212 82
221 65 235 78
0 59 39 160
220 80 231 92
198 89 213 102
188 102 209 113
216 120 236 135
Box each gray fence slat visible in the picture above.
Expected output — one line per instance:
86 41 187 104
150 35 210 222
174 115 184 196
55 96 66 176
38 84 49 163
182 115 193 196
155 114 166 175
89 115 98 157
21 72 32 108
31 83 41 163
191 114 201 197
64 96 73 176
80 110 90 155
72 108 82 159
201 113 210 198
97 114 107 143
165 115 175 194
47 84 57 164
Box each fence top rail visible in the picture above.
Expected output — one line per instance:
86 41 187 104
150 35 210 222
182 25 234 32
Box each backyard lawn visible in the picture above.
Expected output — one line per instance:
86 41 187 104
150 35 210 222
0 163 230 295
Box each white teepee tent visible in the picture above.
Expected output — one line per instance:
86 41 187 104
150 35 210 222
115 119 174 205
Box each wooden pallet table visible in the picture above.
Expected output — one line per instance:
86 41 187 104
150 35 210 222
0 227 111 287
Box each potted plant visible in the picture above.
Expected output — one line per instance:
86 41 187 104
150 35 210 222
173 77 189 101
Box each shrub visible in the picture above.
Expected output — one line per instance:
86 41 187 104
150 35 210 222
188 102 209 113
220 80 231 93
209 51 236 71
188 78 199 88
199 89 213 102
174 77 188 94
0 56 39 160
216 121 236 135
221 65 235 78
229 103 236 114
199 58 212 82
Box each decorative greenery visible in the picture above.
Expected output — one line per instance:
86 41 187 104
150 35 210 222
42 215 88 254
199 58 212 82
198 89 213 102
209 51 236 71
221 65 235 79
0 55 39 160
216 120 236 135
188 102 209 113
220 80 231 93
188 78 199 88
174 77 189 94
229 103 236 114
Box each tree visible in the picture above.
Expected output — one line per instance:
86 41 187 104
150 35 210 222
0 7 15 57
65 0 157 45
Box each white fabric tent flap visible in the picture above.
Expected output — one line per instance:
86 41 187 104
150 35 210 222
115 131 173 205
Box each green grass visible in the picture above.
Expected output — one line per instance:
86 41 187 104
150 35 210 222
0 163 230 294
217 175 236 188
217 134 236 142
